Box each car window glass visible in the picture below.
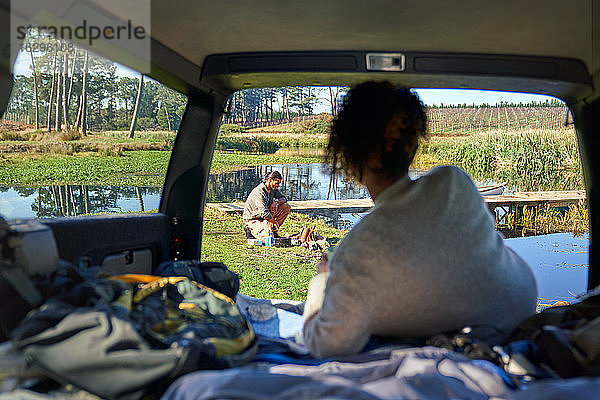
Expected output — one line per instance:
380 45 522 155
0 29 186 220
204 86 586 308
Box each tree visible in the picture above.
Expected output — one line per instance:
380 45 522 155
46 47 57 131
129 74 144 138
26 34 40 130
326 86 348 117
80 50 89 135
55 54 62 131
62 52 69 131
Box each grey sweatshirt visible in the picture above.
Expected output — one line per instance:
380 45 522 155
243 182 287 221
303 166 538 358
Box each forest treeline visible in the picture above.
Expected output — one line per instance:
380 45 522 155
4 30 568 134
5 29 186 136
223 86 346 124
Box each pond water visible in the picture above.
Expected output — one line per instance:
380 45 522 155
505 233 589 304
0 162 589 304
0 186 162 219
0 163 425 219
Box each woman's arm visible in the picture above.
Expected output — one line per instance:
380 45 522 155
303 266 372 358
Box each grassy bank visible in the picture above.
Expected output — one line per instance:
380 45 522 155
418 129 583 191
0 130 176 155
0 151 321 186
218 123 328 152
201 207 346 300
200 202 588 302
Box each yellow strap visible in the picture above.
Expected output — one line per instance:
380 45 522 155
208 325 256 357
110 274 235 305
110 274 164 284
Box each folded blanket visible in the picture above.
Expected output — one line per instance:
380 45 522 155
161 346 511 400
236 294 305 342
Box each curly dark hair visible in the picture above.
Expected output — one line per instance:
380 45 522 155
325 81 428 182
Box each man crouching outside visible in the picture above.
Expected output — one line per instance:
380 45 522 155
243 171 291 240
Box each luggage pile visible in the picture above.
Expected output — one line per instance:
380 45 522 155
1 219 257 400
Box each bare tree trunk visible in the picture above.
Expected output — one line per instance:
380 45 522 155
55 55 62 132
128 74 144 139
328 86 336 116
69 186 76 215
75 94 83 130
82 185 89 214
47 48 57 131
51 185 59 213
163 102 172 132
58 186 66 216
135 187 145 211
67 50 78 114
81 51 89 136
284 89 290 120
27 37 40 130
62 53 69 131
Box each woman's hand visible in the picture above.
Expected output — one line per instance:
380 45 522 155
316 252 329 274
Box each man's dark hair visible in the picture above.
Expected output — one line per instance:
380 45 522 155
325 81 427 182
266 171 283 181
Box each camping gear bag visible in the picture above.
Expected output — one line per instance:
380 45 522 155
155 260 240 299
11 274 257 400
508 285 600 378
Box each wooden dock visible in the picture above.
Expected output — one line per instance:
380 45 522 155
484 190 586 209
206 198 375 215
206 190 586 216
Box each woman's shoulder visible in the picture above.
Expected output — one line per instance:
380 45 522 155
425 165 471 181
420 165 477 192
414 165 486 211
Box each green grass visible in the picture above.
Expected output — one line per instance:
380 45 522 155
0 130 175 154
0 150 321 186
201 207 346 300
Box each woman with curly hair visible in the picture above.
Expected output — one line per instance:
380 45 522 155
303 81 537 358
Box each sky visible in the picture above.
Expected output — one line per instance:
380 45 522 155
413 89 557 107
13 50 560 108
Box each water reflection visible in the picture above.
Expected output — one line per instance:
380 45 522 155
205 164 430 203
0 163 375 219
0 164 495 220
505 233 589 304
0 185 161 219
206 163 371 202
0 165 589 306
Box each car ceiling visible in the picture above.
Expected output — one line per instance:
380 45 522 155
3 0 600 101
148 1 596 73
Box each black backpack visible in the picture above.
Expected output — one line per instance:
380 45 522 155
154 260 240 299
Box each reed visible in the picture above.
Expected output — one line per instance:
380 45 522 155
418 129 583 191
217 133 327 152
501 200 589 237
